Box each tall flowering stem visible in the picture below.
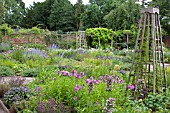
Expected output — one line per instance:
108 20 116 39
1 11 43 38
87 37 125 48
105 75 113 91
86 77 94 93
102 98 116 113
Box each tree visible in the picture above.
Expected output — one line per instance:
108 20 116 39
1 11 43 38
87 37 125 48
74 0 85 30
104 0 140 31
150 0 170 35
0 0 6 24
48 0 76 32
81 4 101 29
23 0 55 28
3 0 26 26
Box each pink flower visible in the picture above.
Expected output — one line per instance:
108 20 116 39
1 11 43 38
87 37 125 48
119 79 124 83
128 85 135 91
75 74 81 78
74 84 79 92
86 79 92 84
93 80 100 84
57 70 60 74
80 72 84 76
72 70 76 75
99 76 103 80
73 96 77 100
80 85 84 89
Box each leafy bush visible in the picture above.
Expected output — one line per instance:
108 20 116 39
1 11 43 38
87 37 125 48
86 28 114 49
3 86 32 105
0 66 15 76
0 59 15 68
144 94 169 112
164 51 170 63
22 68 38 77
31 27 41 35
0 24 14 36
12 64 29 75
11 48 24 62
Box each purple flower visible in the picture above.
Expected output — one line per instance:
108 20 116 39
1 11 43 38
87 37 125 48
86 79 92 84
80 85 84 89
63 71 67 76
37 101 46 112
99 76 103 80
72 70 76 75
57 70 60 74
96 102 100 106
74 84 79 92
93 80 100 84
75 74 81 78
40 79 43 83
80 72 84 76
119 79 124 83
128 85 135 91
73 96 77 100
48 97 56 108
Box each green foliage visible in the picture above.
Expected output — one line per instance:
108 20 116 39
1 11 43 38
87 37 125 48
0 59 15 68
18 28 32 34
104 0 141 30
74 0 85 30
166 66 170 87
11 48 24 62
81 4 101 29
3 86 32 105
22 68 38 77
0 24 14 36
31 27 41 35
144 94 169 112
4 0 26 27
0 66 15 76
48 0 76 31
86 28 114 48
150 0 170 35
164 51 170 63
12 64 29 75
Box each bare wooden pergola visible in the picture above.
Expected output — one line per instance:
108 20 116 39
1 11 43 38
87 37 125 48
127 8 167 99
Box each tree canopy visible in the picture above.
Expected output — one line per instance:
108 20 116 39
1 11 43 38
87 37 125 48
0 0 169 34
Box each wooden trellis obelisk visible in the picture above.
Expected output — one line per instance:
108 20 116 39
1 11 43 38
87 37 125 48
76 31 87 49
127 8 167 99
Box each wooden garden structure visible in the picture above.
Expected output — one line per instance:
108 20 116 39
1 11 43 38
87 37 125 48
76 31 87 49
127 8 167 99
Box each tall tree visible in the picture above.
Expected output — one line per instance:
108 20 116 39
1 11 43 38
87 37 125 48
23 0 55 28
48 0 76 32
104 0 140 30
3 0 26 26
0 0 6 24
74 0 85 30
150 0 170 35
81 4 101 29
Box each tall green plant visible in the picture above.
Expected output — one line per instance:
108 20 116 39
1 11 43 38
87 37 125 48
86 28 114 49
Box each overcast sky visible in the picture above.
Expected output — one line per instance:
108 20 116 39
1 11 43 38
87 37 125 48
23 0 89 7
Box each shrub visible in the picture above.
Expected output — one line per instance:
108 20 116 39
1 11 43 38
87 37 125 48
11 48 24 62
3 86 32 105
0 66 15 76
22 68 38 77
12 64 29 76
86 28 114 49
